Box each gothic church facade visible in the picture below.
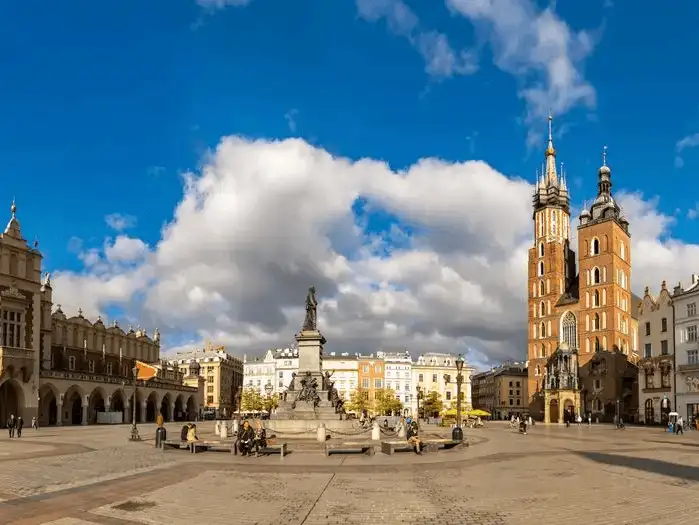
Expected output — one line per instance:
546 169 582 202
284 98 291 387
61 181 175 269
526 116 640 421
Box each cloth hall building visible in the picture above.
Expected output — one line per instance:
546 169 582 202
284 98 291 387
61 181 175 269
526 116 640 423
0 202 202 426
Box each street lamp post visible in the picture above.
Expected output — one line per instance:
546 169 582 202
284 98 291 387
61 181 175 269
129 365 141 441
453 354 465 442
416 386 423 421
264 382 273 418
235 386 243 423
615 397 621 428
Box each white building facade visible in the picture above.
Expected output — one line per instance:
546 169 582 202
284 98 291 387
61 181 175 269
243 349 276 394
378 350 413 410
412 352 473 415
323 353 358 401
637 282 675 424
274 347 299 394
673 275 699 424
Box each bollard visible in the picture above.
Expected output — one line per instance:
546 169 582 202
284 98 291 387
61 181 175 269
317 423 326 443
371 420 381 441
214 420 221 436
221 422 229 439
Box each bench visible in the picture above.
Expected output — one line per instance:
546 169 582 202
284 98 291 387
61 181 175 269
380 440 415 455
161 440 234 454
254 442 288 459
422 439 463 452
325 441 375 456
161 440 189 451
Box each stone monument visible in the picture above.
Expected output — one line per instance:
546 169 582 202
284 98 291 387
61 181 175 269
272 287 346 425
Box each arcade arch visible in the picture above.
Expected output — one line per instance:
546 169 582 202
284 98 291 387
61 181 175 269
0 378 24 423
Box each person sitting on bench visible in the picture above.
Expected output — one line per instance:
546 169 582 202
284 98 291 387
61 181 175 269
186 424 199 452
180 423 191 442
237 420 255 456
253 420 267 455
406 417 423 455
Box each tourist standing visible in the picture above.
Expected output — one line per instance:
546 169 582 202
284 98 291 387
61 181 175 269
676 416 684 435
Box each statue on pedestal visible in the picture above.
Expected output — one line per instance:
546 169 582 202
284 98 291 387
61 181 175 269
302 286 318 331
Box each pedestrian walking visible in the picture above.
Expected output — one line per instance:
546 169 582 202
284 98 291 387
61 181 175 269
31 416 38 430
677 416 684 435
6 414 16 438
16 416 23 438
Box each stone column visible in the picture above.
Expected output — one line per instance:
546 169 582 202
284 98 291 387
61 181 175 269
140 401 147 423
125 401 131 424
170 403 176 423
543 392 550 424
80 396 90 425
56 403 63 426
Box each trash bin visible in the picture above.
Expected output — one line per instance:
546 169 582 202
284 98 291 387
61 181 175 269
451 426 464 442
155 426 167 448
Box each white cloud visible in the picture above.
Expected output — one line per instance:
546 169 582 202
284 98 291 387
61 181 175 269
674 132 699 168
196 0 252 9
356 0 478 79
105 213 137 232
446 0 597 145
284 109 299 133
49 137 699 368
687 203 699 220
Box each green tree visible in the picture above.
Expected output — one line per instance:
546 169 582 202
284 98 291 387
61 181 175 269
421 390 444 418
241 387 264 412
262 393 279 413
374 388 404 415
345 388 371 414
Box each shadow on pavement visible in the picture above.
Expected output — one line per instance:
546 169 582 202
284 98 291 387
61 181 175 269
576 451 699 482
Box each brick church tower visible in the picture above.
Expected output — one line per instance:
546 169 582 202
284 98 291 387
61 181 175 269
526 114 576 403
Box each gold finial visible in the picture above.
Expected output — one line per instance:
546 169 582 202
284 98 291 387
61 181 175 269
602 145 608 166
545 111 555 157
10 198 16 217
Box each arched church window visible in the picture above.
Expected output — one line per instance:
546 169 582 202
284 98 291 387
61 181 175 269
595 337 601 352
593 313 600 330
539 301 545 317
539 243 544 257
540 343 545 358
591 238 600 255
593 267 601 284
561 312 577 349
540 322 546 338
538 261 544 276
539 280 545 295
593 290 600 307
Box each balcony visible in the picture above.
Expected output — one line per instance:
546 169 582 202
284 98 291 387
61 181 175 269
678 363 699 373
0 346 34 382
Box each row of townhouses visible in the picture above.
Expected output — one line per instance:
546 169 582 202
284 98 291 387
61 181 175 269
243 349 474 416
637 275 699 424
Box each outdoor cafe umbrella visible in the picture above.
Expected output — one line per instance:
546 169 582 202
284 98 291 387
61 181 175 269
467 409 491 417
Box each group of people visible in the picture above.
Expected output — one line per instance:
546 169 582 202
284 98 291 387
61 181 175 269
235 419 267 456
5 415 37 437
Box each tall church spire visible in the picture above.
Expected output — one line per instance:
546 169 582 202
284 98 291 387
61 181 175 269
544 111 558 185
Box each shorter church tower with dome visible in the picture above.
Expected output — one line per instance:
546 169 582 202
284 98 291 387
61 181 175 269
527 115 641 423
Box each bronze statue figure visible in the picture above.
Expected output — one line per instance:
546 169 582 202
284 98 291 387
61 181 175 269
302 286 318 331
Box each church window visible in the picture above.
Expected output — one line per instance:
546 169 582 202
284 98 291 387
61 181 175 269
593 313 600 330
539 243 544 257
539 281 545 295
538 261 544 276
535 365 541 376
593 268 601 284
620 241 626 260
585 338 590 353
593 290 600 307
595 337 601 352
540 322 546 338
561 312 577 349
539 301 545 317
540 344 545 358
591 238 600 255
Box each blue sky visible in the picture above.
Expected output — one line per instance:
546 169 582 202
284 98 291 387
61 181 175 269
1 0 698 364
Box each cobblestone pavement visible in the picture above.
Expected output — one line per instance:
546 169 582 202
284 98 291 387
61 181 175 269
1 423 698 524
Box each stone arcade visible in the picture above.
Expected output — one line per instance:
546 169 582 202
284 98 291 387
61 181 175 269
0 201 202 425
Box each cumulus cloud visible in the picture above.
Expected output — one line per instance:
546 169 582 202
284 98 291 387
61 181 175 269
674 132 699 168
105 213 137 232
356 0 478 79
49 137 699 368
446 0 597 145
